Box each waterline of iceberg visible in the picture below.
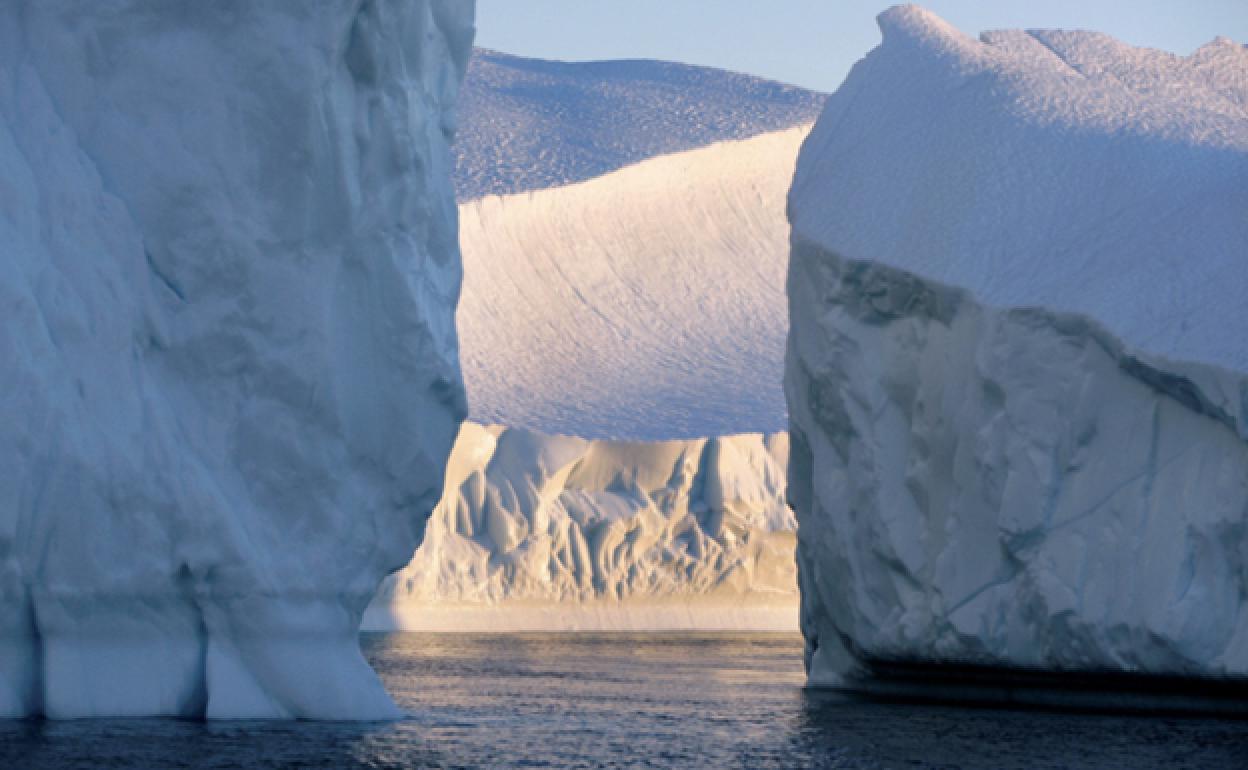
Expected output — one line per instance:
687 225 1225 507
786 5 1248 697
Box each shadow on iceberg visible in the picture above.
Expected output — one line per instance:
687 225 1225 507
786 4 1248 712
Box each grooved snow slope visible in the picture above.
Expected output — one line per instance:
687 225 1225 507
454 49 824 200
459 126 807 441
787 5 1248 692
1 1 471 719
366 423 796 631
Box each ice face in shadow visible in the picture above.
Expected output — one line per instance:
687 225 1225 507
366 423 797 631
786 6 1248 691
0 0 472 719
789 5 1248 376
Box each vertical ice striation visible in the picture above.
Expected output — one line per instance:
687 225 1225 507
366 423 797 631
786 5 1248 695
0 0 473 718
367 125 811 631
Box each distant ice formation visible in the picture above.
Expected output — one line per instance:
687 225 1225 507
454 49 824 200
0 1 472 718
787 6 1248 694
366 423 796 631
369 122 809 631
459 126 808 441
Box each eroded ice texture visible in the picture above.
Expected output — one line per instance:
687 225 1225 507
0 0 472 718
366 423 796 631
367 126 808 630
786 6 1248 687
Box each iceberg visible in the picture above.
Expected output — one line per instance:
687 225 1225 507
367 127 811 631
786 5 1248 700
1 0 473 719
366 423 796 631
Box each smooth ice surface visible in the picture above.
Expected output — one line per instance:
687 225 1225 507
459 126 807 441
366 423 797 631
0 0 472 718
454 49 824 200
786 6 1248 689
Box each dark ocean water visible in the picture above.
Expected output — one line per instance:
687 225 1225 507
3 632 1248 769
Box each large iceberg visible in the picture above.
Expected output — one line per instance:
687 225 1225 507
786 5 1248 698
366 125 810 630
366 423 796 631
1 0 473 719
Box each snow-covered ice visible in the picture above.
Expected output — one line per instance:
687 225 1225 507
365 423 796 632
786 5 1248 692
366 121 811 631
1 1 472 719
790 5 1248 375
459 126 808 441
454 50 824 200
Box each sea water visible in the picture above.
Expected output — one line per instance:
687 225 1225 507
3 633 1246 768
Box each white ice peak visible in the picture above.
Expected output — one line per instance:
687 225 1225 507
0 0 472 719
790 4 1248 375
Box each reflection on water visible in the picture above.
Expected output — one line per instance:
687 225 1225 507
3 633 1247 768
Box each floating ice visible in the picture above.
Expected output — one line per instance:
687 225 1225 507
366 423 796 632
0 0 472 719
369 123 811 631
786 5 1248 693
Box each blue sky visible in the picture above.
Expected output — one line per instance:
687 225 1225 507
476 1 1247 92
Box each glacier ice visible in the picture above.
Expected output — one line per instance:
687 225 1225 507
458 126 807 441
365 423 797 631
365 126 810 630
790 6 1248 376
1 0 472 719
454 49 824 200
786 6 1248 695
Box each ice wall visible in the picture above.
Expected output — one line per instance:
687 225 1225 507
786 6 1248 691
367 423 797 631
0 0 473 719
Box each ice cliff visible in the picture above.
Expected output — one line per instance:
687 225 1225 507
786 6 1248 694
366 423 795 631
1 1 472 719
